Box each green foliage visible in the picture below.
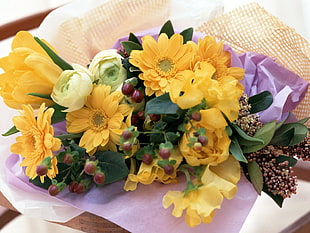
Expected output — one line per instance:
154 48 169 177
159 20 174 38
145 93 182 115
247 161 263 195
248 91 273 114
134 145 156 160
2 125 19 136
96 151 129 185
27 93 52 100
34 37 73 70
263 186 284 207
229 135 248 163
270 122 309 146
128 32 141 45
242 121 277 153
180 27 194 43
121 41 143 55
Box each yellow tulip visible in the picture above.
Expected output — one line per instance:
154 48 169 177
0 31 62 109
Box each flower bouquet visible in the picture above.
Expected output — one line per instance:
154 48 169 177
0 1 309 232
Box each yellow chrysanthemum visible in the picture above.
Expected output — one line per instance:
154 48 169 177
66 84 132 155
0 31 62 109
10 103 61 182
163 156 240 227
130 33 194 96
124 148 183 191
180 108 230 166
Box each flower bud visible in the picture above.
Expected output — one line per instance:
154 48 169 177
89 49 127 92
51 64 94 112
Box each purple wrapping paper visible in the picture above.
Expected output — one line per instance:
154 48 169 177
6 153 257 233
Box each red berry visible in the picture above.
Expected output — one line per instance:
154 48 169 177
68 181 77 193
122 130 132 140
74 183 85 194
142 154 153 165
131 115 139 126
48 184 60 196
198 135 208 146
149 114 161 122
63 153 73 164
84 162 97 175
193 142 202 151
163 164 174 175
36 164 48 176
131 89 144 103
121 83 134 95
137 111 145 120
159 148 171 159
93 172 105 184
191 112 201 121
122 142 132 152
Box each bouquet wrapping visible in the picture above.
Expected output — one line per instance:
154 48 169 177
0 1 309 233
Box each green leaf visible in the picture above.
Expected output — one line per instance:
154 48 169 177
48 103 67 124
96 151 129 185
2 125 19 136
230 123 264 146
279 123 308 146
128 32 141 45
159 20 174 38
229 135 248 163
180 27 193 43
269 128 295 146
34 37 73 70
276 155 297 167
243 121 277 153
263 186 284 207
27 93 52 100
145 93 181 115
247 161 263 195
55 133 83 140
297 117 310 125
121 41 142 55
165 132 180 143
248 91 273 114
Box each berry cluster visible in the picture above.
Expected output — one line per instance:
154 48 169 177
247 146 298 199
275 134 310 161
236 94 262 136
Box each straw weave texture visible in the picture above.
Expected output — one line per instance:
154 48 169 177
198 3 310 125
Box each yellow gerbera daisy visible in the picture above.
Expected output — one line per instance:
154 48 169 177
191 36 244 81
66 84 132 155
10 103 61 182
130 33 194 96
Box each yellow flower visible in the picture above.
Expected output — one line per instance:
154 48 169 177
162 156 240 227
66 84 132 155
169 61 215 109
0 31 62 109
191 36 244 80
10 103 61 182
130 33 194 96
180 108 230 166
124 148 183 191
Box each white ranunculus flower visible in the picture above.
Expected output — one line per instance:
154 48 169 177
89 49 127 92
51 64 94 112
